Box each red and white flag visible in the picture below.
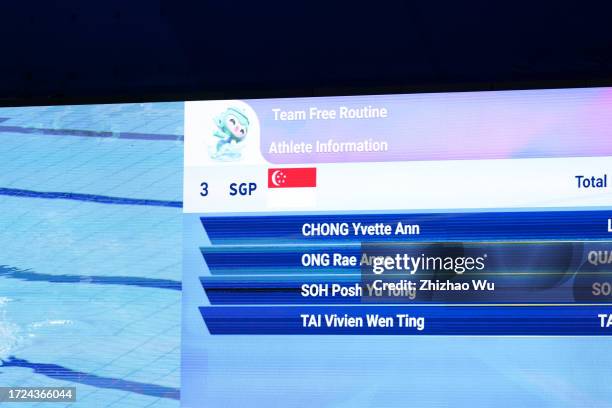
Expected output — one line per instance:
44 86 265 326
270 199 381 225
268 168 317 188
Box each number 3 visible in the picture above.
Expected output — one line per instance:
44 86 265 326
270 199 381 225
200 182 209 197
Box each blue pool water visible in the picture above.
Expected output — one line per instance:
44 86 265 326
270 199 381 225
0 103 183 407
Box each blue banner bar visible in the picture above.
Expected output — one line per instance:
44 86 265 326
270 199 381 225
201 210 612 244
200 305 612 335
201 245 361 275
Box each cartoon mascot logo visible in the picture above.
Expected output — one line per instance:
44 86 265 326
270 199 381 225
209 107 250 161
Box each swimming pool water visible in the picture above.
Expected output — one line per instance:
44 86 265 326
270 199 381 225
0 103 183 407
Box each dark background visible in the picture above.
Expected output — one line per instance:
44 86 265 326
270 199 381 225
1 2 612 106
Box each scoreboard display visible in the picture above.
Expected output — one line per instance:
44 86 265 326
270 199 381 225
1 86 612 407
182 89 612 407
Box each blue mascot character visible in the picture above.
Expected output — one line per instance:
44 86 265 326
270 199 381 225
211 107 250 159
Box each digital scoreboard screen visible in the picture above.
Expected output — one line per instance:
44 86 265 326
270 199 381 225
1 87 612 407
182 90 612 407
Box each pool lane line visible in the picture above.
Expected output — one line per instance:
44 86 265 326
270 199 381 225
0 187 182 208
0 265 181 291
0 120 183 141
0 357 179 400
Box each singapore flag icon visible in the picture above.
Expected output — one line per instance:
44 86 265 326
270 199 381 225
268 168 317 188
267 167 317 208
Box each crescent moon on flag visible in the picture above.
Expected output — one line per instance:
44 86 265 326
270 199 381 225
271 170 282 186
